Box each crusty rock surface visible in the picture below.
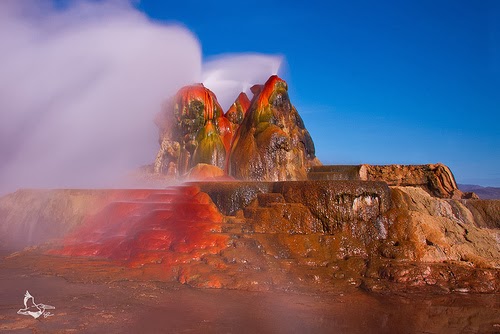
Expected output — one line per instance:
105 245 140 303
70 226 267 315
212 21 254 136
229 75 320 181
309 163 473 199
153 76 320 181
1 182 497 293
154 84 232 177
378 186 499 267
463 199 500 229
362 164 464 198
224 92 250 131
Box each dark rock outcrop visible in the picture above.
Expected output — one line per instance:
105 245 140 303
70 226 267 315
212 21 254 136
193 181 274 216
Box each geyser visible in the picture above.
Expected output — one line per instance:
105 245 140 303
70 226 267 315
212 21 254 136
0 71 498 299
0 0 282 194
202 53 283 110
154 75 320 181
1 3 498 333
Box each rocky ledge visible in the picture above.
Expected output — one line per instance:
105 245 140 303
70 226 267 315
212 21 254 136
309 163 477 199
1 180 498 294
1 75 497 295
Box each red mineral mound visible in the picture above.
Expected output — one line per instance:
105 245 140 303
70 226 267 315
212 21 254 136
154 84 232 176
49 186 228 273
229 75 320 181
154 75 320 181
225 92 251 127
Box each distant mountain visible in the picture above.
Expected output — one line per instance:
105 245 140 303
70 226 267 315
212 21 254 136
458 184 500 200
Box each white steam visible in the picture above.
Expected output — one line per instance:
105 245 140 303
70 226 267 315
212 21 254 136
0 0 282 194
203 53 283 109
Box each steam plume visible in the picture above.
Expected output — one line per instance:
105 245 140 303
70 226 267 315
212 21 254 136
202 53 283 109
0 0 282 194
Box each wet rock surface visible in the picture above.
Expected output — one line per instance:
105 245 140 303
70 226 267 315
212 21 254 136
273 180 391 234
0 182 498 295
0 189 155 250
0 181 499 331
225 92 251 130
193 181 273 215
43 186 233 289
154 84 231 176
2 255 499 333
229 76 320 181
153 75 320 181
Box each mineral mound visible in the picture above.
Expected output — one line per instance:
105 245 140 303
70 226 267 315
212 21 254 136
0 75 498 297
228 75 320 181
154 84 232 177
154 75 320 181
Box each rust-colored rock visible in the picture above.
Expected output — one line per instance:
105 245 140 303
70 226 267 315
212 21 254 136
1 183 499 294
229 75 321 181
153 76 320 181
309 163 472 199
361 163 463 198
154 84 231 176
49 186 229 276
243 194 323 234
184 163 233 181
224 92 251 130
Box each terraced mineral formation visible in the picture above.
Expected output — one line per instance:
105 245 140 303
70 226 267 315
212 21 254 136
1 183 498 293
47 187 228 287
0 74 498 297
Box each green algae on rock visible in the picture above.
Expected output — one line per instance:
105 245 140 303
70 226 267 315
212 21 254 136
154 75 320 181
154 84 232 177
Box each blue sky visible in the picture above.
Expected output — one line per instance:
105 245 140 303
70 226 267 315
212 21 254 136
134 0 500 186
86 1 499 186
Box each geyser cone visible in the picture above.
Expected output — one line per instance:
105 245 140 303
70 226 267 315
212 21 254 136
154 84 231 176
229 75 320 181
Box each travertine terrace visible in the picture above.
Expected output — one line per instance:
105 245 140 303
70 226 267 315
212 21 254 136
1 75 498 295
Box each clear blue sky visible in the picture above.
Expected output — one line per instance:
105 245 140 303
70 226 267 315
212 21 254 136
136 0 499 186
